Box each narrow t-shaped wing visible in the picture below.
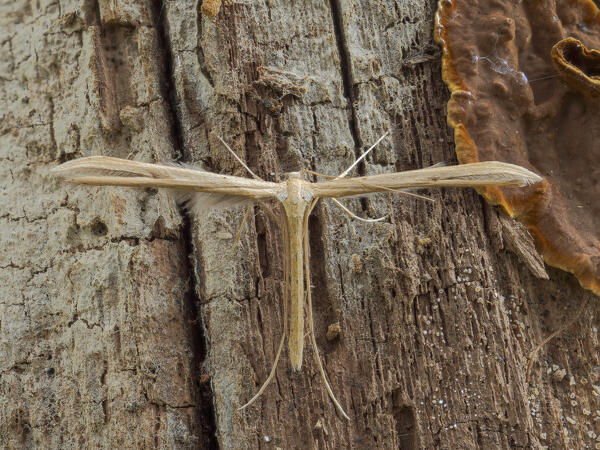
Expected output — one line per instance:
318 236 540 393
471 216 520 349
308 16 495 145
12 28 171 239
311 161 542 198
51 156 280 200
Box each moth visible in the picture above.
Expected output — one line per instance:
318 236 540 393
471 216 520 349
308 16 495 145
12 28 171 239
52 134 542 419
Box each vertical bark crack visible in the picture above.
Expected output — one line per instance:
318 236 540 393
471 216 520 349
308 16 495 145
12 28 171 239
329 0 368 216
148 1 218 447
48 96 58 158
393 399 418 450
328 0 362 163
148 0 184 158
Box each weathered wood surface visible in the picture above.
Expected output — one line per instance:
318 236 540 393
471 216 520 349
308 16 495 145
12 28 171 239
1 1 599 448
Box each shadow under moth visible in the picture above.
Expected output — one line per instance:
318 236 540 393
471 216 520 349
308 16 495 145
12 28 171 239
52 134 542 420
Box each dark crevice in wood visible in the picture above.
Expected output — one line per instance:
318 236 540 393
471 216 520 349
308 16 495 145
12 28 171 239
255 211 270 278
148 0 184 159
148 1 219 448
82 0 101 26
48 96 58 159
101 360 109 424
328 0 363 169
180 218 219 450
307 210 330 340
329 0 380 220
89 17 121 132
392 393 418 450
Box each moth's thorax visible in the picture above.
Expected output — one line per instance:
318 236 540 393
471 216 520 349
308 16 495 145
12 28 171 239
278 176 314 213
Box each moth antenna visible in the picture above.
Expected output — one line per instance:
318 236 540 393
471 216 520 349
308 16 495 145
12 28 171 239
207 205 253 273
331 198 388 223
303 200 350 420
217 136 263 181
338 131 389 179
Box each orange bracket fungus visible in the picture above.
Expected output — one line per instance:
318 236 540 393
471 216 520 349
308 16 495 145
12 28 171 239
435 0 600 295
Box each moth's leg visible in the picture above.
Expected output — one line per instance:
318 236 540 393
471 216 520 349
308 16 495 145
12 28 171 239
217 136 264 181
330 191 432 224
302 199 350 420
256 200 280 226
210 200 282 272
207 205 253 273
237 313 287 411
343 179 436 203
330 198 388 223
341 159 448 203
237 306 287 411
238 210 290 411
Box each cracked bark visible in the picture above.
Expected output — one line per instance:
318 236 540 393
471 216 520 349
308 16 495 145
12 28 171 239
1 1 599 449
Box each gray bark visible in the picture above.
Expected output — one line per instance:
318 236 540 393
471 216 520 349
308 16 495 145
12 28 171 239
1 1 598 449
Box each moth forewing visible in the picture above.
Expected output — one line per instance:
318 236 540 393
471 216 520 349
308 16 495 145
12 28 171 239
51 156 281 200
64 175 280 199
311 161 542 198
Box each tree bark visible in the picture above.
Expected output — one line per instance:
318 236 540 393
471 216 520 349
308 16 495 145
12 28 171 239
1 1 598 449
